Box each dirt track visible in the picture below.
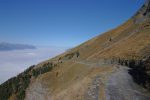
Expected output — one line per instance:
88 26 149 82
106 66 150 100
25 60 150 100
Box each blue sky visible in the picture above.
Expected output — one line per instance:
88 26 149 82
0 0 145 47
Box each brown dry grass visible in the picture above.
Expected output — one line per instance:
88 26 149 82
23 5 150 100
25 18 150 100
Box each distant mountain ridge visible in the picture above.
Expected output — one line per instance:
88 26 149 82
0 42 36 51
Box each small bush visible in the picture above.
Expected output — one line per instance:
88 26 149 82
32 62 53 77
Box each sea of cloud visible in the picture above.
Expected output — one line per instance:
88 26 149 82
0 46 66 84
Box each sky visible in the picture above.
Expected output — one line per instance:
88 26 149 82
0 0 145 47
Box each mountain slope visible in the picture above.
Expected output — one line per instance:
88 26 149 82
1 1 150 100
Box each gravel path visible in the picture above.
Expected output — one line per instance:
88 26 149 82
25 60 150 100
106 66 150 100
78 61 150 100
85 76 102 100
25 82 50 100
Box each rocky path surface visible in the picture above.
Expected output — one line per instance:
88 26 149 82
25 82 50 100
106 66 150 100
78 61 150 100
25 60 150 100
85 76 102 100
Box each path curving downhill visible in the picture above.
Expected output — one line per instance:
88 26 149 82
106 66 150 100
77 60 150 100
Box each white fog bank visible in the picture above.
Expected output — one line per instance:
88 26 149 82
0 46 67 84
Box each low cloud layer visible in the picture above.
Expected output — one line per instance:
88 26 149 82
0 46 66 84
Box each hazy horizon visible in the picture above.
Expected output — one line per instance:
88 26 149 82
0 46 67 84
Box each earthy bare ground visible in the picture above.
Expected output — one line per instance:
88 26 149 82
25 82 50 100
106 66 150 100
25 60 150 100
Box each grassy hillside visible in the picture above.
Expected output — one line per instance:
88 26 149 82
0 1 150 100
